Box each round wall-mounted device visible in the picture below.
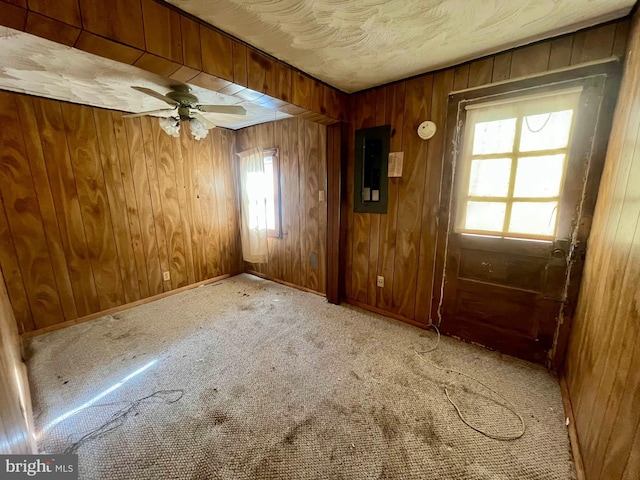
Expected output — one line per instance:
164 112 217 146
418 121 437 140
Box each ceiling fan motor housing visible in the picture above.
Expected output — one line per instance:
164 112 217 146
166 85 198 108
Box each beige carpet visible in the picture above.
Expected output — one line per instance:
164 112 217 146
26 274 575 479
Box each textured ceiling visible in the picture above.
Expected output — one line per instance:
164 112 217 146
168 0 634 92
0 27 289 130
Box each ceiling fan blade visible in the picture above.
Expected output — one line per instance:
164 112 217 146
192 112 217 130
122 108 176 118
198 105 247 115
131 86 179 107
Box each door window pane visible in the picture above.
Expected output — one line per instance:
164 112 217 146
469 158 511 197
514 155 564 198
509 202 558 236
519 110 574 152
472 118 517 154
465 201 506 231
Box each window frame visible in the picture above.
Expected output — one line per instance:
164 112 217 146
454 88 582 241
263 148 282 238
451 84 602 242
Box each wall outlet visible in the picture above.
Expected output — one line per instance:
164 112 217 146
163 271 170 281
377 276 384 288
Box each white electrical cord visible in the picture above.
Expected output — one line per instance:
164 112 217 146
415 324 526 441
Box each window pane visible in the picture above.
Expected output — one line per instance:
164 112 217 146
514 155 564 198
469 158 511 197
465 201 506 232
519 110 574 152
472 118 517 154
263 156 276 231
509 202 557 236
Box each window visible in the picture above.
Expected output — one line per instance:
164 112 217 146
263 148 282 237
455 89 582 240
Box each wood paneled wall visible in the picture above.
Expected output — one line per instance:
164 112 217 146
0 90 242 334
564 11 640 480
342 19 630 327
0 267 35 453
0 0 348 124
236 119 327 295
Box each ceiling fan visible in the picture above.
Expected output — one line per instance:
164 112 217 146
123 85 247 140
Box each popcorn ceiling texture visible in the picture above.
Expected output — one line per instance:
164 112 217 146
0 27 290 130
168 0 633 92
28 274 575 479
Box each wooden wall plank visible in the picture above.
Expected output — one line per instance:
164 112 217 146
571 23 617 65
548 36 574 70
292 72 312 110
453 64 470 91
92 109 141 304
277 63 292 104
79 0 145 50
232 42 248 87
141 0 183 64
211 130 232 275
74 31 143 65
139 116 173 292
177 126 204 282
32 98 100 317
111 113 151 299
150 119 189 289
304 122 320 291
14 96 77 322
123 117 164 297
61 103 125 310
510 42 551 78
0 93 63 329
468 57 494 87
248 49 277 97
365 88 386 307
200 27 233 81
317 117 328 294
27 0 81 27
391 75 433 318
0 1 27 30
25 11 80 46
492 52 512 82
377 82 405 312
350 90 375 304
222 130 243 274
0 194 33 333
0 266 36 454
287 120 301 285
180 15 202 71
414 69 455 324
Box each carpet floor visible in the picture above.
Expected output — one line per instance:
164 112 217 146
26 274 575 479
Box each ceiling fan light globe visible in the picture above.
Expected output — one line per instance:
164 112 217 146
189 117 209 140
159 116 180 137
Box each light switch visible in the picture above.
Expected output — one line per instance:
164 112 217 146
319 190 325 202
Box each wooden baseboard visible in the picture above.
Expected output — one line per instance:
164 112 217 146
21 273 232 339
343 298 431 331
245 270 326 297
560 373 587 480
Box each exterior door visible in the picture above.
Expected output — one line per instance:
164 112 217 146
441 69 617 365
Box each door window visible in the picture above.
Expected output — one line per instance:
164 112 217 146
455 90 582 239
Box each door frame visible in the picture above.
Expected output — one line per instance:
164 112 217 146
432 59 622 369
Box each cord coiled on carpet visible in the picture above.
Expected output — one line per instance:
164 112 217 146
64 390 184 454
415 324 526 441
